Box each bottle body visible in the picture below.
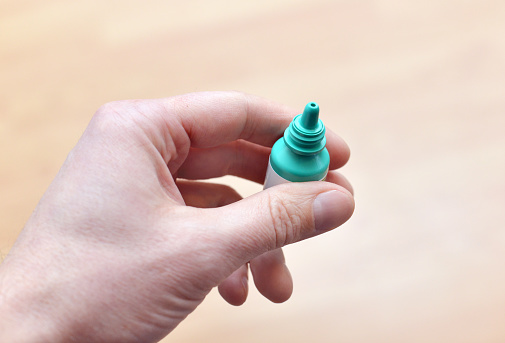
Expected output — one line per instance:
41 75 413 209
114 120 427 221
263 137 330 189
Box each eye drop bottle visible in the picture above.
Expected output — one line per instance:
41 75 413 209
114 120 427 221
264 102 330 189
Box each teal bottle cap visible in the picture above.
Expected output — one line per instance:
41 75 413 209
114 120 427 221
284 102 326 155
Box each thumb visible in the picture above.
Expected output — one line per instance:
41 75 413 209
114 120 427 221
212 182 355 263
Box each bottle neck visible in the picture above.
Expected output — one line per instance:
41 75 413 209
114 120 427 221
283 113 326 155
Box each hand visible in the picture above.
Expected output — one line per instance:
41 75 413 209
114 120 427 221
0 91 354 343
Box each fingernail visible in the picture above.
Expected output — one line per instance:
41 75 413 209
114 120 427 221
313 190 353 231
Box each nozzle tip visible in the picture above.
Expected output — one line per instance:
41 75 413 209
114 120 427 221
300 102 320 130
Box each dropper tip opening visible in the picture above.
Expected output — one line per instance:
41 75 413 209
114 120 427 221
300 102 320 130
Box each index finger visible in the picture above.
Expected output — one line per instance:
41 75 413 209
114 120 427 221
163 91 350 166
165 91 296 148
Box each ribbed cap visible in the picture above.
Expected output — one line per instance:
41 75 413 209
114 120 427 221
284 102 326 155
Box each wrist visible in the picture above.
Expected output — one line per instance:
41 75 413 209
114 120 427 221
0 257 65 343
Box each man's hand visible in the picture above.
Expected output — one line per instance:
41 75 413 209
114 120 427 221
0 91 354 343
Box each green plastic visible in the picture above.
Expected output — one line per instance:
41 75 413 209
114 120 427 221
269 102 330 182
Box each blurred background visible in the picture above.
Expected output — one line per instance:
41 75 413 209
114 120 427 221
1 0 505 342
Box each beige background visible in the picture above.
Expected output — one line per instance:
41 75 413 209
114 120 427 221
1 1 505 342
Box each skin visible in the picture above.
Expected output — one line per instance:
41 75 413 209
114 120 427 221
0 91 354 343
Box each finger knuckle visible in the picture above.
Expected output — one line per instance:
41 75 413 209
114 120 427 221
91 100 147 136
266 193 302 249
92 101 129 128
94 100 129 119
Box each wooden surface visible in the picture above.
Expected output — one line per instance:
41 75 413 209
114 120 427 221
1 1 505 342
